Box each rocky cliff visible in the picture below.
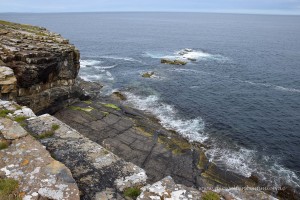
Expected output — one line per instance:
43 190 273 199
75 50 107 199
0 20 80 114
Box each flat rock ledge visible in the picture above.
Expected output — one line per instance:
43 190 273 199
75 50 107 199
25 114 148 199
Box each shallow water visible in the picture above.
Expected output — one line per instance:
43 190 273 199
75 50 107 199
1 12 300 189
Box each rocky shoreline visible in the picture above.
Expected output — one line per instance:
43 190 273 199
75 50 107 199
0 20 298 199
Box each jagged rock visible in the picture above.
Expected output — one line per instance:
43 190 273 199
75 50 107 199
25 114 147 199
0 118 27 139
137 176 202 200
161 58 187 65
0 20 81 114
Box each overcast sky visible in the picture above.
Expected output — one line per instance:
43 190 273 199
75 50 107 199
0 0 300 15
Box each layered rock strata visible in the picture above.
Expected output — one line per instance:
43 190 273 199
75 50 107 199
0 20 80 114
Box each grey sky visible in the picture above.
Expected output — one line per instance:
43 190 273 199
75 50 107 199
0 0 300 15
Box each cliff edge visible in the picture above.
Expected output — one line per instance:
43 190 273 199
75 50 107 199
0 20 80 114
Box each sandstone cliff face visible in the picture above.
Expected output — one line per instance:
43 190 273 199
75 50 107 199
0 20 80 114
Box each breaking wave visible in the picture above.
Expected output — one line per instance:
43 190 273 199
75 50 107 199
144 48 229 63
80 59 102 68
124 92 207 142
243 80 300 93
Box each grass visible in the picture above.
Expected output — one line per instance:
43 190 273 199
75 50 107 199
51 124 60 131
35 124 59 139
201 191 220 200
0 141 9 150
103 103 121 111
0 110 12 118
123 187 141 199
13 116 28 127
0 178 21 200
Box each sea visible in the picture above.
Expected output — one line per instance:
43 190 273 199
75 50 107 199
1 12 299 189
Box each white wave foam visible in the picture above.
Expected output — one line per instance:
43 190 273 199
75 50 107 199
80 59 102 68
79 70 114 82
94 65 117 69
274 86 300 93
100 56 141 63
124 92 207 142
206 147 256 177
144 49 228 63
243 80 300 93
206 144 300 188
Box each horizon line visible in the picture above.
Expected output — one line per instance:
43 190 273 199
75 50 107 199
0 11 299 17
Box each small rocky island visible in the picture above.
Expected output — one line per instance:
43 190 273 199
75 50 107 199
0 20 297 200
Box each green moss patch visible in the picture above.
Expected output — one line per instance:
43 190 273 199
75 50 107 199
51 124 60 131
103 103 121 111
35 124 59 139
158 135 191 155
70 106 94 112
0 141 9 150
123 187 141 199
0 178 20 200
201 191 220 200
83 100 92 104
0 110 12 118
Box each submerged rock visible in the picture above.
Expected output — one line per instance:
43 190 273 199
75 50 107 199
161 58 187 65
141 71 154 78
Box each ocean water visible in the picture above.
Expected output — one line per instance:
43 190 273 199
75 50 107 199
1 12 300 189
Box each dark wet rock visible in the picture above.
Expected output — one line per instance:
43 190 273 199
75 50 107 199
112 91 127 101
141 72 154 78
161 58 187 65
54 99 260 190
0 20 81 114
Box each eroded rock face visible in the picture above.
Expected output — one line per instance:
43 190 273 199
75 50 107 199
0 20 80 114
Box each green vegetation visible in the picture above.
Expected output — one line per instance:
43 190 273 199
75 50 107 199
0 178 21 200
0 20 46 36
0 110 12 118
103 103 121 111
157 135 191 155
0 141 9 150
123 187 141 199
35 124 59 139
70 106 94 112
101 111 109 117
51 124 60 131
13 116 28 127
201 191 220 200
83 100 92 104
